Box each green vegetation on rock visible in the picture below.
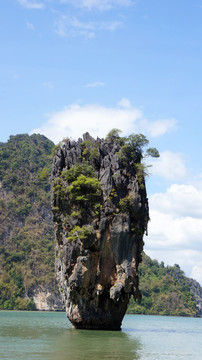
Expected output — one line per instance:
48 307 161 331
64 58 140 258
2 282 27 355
61 162 96 182
67 225 93 242
52 160 101 242
105 130 159 163
105 129 159 190
81 140 100 161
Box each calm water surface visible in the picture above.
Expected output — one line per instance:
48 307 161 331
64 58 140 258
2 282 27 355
0 311 202 360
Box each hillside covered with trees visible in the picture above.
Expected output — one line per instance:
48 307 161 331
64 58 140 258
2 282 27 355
0 133 201 316
0 134 56 310
127 253 201 316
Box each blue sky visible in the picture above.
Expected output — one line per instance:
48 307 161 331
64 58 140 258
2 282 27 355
1 0 202 284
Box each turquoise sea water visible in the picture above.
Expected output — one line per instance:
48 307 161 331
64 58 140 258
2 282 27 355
0 311 201 360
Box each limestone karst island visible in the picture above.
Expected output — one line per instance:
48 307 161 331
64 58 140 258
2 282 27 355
51 130 159 330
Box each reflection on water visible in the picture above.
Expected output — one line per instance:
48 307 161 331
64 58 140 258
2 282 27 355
0 311 140 360
49 328 140 360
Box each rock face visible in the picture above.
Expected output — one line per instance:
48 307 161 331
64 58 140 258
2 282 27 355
52 133 149 330
183 278 202 317
31 285 64 311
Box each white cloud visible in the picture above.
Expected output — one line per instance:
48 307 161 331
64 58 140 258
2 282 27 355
150 184 202 218
30 101 141 143
54 15 122 38
85 81 105 88
140 118 177 137
149 151 187 180
191 173 202 191
145 184 202 285
18 0 45 9
30 99 176 144
191 265 202 285
148 210 202 250
60 0 133 11
118 98 131 108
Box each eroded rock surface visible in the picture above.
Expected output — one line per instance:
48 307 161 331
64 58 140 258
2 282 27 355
52 133 149 329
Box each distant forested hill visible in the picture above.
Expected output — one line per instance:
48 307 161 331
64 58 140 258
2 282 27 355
0 133 201 315
0 134 58 310
127 253 202 316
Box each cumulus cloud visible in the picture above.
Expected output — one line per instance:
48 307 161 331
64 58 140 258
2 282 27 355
148 210 202 250
145 184 202 285
150 184 202 218
30 99 176 144
54 15 122 38
60 0 133 11
140 118 177 137
149 151 188 180
18 0 45 9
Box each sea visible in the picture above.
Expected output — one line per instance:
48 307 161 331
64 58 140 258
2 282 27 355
0 311 201 360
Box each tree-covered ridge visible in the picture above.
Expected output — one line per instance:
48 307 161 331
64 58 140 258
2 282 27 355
0 133 53 194
0 134 56 310
127 253 199 316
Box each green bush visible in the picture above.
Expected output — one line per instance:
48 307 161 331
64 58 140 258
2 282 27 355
61 162 95 183
68 175 101 205
68 225 93 242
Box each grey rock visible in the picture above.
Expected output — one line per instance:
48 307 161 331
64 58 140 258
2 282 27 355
52 133 149 329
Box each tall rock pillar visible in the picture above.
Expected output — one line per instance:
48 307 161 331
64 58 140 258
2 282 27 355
52 132 149 330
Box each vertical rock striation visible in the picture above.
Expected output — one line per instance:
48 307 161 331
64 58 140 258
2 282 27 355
52 133 149 330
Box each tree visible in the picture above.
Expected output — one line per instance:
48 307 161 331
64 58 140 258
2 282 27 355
105 129 122 141
105 130 159 162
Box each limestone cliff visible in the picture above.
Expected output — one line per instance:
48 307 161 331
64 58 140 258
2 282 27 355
52 132 150 329
31 285 64 311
